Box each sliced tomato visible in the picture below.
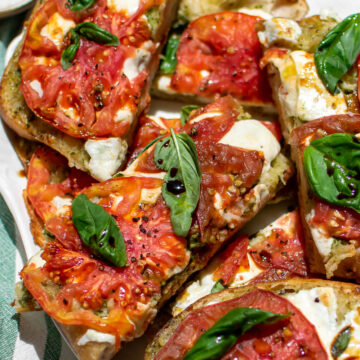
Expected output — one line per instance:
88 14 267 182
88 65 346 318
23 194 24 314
249 210 307 276
19 0 160 138
213 235 249 285
311 199 360 242
154 289 327 360
248 268 294 285
170 12 273 105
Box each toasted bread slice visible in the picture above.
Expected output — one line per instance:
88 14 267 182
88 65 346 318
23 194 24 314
0 0 179 181
146 279 360 360
290 115 360 279
16 97 294 360
152 0 309 111
259 15 359 142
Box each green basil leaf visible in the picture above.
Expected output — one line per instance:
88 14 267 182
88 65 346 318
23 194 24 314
180 105 201 126
184 308 290 360
154 129 201 237
210 279 227 294
315 13 360 94
66 0 97 11
61 22 119 70
61 29 80 70
160 34 180 74
331 326 352 358
72 194 127 267
303 133 360 213
75 22 120 46
129 136 163 165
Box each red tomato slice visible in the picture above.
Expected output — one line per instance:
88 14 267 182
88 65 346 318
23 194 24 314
170 12 273 105
154 289 327 360
249 210 307 276
19 0 159 138
213 235 249 285
311 198 360 242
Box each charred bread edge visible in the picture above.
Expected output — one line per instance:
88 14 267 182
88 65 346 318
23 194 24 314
145 278 360 360
0 0 179 180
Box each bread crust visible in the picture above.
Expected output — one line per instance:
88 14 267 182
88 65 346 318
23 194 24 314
290 115 360 279
0 0 178 181
145 278 360 360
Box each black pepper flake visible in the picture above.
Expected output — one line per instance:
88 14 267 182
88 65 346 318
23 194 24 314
99 265 104 271
140 228 147 234
156 263 160 267
131 256 137 262
142 244 146 249
314 297 320 303
147 230 152 237
153 228 159 233
95 64 98 69
146 252 151 257
140 254 144 260
63 298 68 305
132 217 140 222
190 128 198 136
142 216 149 222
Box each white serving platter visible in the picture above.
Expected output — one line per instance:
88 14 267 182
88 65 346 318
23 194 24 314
0 0 34 19
0 0 359 359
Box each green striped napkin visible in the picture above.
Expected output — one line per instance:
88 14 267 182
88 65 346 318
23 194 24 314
0 13 75 360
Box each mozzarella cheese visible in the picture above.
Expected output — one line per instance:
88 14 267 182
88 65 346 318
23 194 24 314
85 138 128 181
156 75 177 95
52 196 72 215
237 8 273 20
30 80 43 98
231 255 264 286
268 50 348 122
306 209 334 259
189 112 223 124
219 120 281 174
123 42 153 81
114 108 134 124
107 0 140 15
77 329 116 346
258 18 302 48
285 287 360 359
40 13 75 50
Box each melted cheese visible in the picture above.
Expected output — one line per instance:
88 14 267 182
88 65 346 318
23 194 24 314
237 8 273 20
85 138 128 181
189 112 222 124
123 42 153 81
40 13 75 49
107 0 140 15
77 329 115 346
30 80 43 98
219 120 281 173
140 187 162 204
306 209 334 259
52 196 72 215
156 75 177 95
114 108 134 124
258 18 302 48
285 287 360 358
29 251 45 268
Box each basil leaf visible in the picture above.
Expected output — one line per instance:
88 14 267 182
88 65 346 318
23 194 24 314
210 279 227 294
331 326 351 358
160 34 180 74
61 29 80 70
61 22 119 70
154 129 201 237
303 133 360 213
66 0 97 11
315 13 360 94
180 105 201 126
184 308 290 360
72 194 127 267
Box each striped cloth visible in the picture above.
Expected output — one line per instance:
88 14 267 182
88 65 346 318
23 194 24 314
0 12 76 360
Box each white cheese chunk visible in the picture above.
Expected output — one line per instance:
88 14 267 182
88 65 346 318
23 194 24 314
140 187 162 204
123 44 152 81
40 13 75 49
156 75 177 95
52 196 72 215
306 209 334 259
291 51 348 121
219 119 281 173
237 8 273 20
114 108 134 124
85 138 128 181
107 0 139 15
77 329 115 346
231 255 264 286
189 112 222 124
285 287 339 358
30 80 43 98
258 18 302 48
